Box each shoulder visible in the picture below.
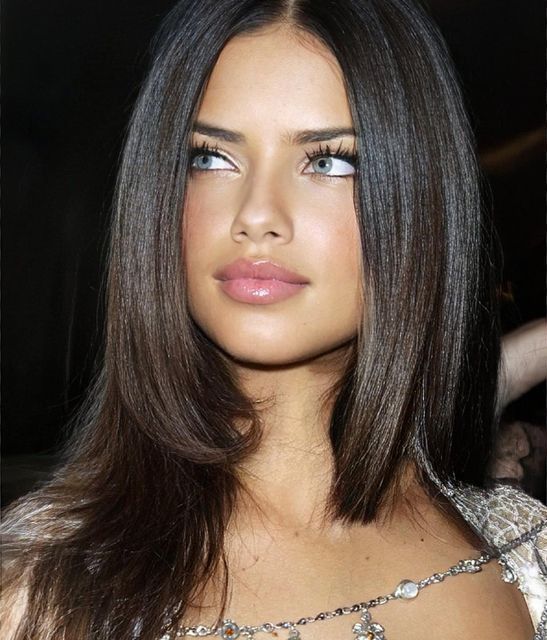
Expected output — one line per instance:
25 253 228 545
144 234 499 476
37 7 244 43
447 481 547 633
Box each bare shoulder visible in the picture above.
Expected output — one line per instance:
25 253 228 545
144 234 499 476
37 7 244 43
379 480 541 638
391 559 536 640
393 486 539 639
431 482 546 637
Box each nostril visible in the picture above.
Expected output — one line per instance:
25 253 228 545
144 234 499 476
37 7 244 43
230 208 293 244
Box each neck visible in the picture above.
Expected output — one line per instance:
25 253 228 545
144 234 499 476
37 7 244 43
230 345 351 533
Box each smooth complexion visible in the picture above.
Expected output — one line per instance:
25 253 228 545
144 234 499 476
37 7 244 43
184 33 362 368
182 25 534 640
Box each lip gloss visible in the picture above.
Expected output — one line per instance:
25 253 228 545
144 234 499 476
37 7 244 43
214 257 310 305
218 278 307 304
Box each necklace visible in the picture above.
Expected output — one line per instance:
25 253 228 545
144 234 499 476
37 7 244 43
159 520 546 640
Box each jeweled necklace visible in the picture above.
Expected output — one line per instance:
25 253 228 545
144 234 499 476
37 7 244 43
159 520 547 640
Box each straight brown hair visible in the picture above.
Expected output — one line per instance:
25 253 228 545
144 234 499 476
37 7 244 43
1 0 500 637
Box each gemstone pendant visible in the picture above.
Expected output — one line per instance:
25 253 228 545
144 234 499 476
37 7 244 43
394 579 419 600
351 608 386 640
220 620 241 640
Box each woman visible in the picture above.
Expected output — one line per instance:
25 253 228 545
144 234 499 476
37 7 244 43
2 0 546 638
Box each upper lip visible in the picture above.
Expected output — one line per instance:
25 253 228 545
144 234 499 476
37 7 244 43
214 258 310 284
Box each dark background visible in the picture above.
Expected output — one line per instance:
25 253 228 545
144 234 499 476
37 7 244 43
2 0 545 503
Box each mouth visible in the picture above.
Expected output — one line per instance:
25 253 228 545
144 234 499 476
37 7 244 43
214 258 309 305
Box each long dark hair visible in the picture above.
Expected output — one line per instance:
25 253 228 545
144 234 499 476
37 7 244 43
1 0 499 637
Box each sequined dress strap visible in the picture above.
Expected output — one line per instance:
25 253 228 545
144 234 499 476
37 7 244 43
443 481 547 637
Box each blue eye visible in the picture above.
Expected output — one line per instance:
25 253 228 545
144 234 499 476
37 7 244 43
188 140 357 179
304 142 357 179
307 155 355 177
189 143 234 171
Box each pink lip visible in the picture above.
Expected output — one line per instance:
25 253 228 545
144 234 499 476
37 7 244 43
214 258 309 305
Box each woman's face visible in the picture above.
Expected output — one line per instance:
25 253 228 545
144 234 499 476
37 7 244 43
183 25 362 366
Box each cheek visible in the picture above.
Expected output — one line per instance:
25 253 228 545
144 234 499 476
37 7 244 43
182 183 240 341
293 197 364 339
182 185 226 270
298 187 362 282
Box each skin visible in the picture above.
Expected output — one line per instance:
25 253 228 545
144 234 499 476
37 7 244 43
183 28 362 369
182 24 534 639
499 318 547 408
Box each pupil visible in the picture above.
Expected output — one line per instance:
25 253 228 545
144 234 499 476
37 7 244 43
315 157 332 173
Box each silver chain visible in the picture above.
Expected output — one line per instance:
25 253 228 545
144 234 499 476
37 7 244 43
159 519 547 640
161 553 494 639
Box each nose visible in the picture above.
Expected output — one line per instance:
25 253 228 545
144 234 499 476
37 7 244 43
230 167 293 247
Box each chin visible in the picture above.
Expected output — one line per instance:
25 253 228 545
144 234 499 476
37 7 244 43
229 347 313 367
210 333 356 369
208 335 308 366
190 305 359 368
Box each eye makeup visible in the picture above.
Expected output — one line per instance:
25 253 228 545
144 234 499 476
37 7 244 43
188 139 357 179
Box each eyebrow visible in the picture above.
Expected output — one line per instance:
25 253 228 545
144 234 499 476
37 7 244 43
192 120 355 145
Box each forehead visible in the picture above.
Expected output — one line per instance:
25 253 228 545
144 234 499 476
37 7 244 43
196 25 354 141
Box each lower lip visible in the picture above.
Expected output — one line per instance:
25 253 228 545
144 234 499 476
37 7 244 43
218 278 307 304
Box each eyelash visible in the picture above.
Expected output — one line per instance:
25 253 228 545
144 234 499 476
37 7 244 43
188 140 357 181
304 141 357 174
